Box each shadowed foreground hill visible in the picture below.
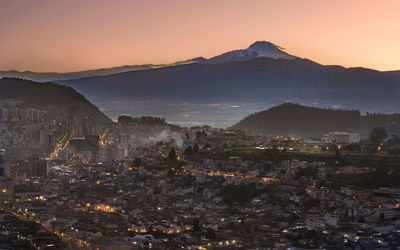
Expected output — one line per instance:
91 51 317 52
230 103 400 138
0 78 112 124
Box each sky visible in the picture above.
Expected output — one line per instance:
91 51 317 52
0 0 399 72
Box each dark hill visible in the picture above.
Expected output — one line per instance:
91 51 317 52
0 78 112 124
59 57 400 111
230 103 400 138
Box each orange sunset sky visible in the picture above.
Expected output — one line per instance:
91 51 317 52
0 0 399 72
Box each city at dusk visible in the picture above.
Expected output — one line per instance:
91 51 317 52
0 1 400 249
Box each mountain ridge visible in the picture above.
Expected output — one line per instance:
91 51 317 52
0 78 112 124
0 65 151 82
230 103 400 138
0 41 302 81
1 41 399 81
1 41 400 127
201 41 295 64
52 56 400 127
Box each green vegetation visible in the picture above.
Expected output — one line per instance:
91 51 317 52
219 183 261 204
219 146 261 154
369 127 388 145
328 169 400 189
294 145 322 153
208 145 400 169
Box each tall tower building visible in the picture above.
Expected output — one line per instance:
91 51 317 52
0 148 11 178
0 148 14 205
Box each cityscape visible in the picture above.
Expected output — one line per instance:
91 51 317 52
1 1 400 249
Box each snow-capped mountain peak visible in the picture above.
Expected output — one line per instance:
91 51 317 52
247 41 295 59
203 41 295 64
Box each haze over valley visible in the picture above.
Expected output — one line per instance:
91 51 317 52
2 41 400 127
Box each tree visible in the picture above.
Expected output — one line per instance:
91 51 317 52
304 198 320 209
133 158 142 167
335 149 341 162
288 213 300 224
193 218 201 231
379 212 385 222
184 146 193 155
357 216 366 223
117 115 133 124
205 228 216 239
153 186 162 194
219 183 260 204
193 144 200 153
168 148 177 161
369 127 388 145
196 130 207 139
387 134 400 146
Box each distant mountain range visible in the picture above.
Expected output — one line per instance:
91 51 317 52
1 41 399 127
230 103 400 138
0 41 294 82
0 65 151 82
0 78 112 124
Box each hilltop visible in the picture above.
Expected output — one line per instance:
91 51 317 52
230 103 400 138
0 78 112 124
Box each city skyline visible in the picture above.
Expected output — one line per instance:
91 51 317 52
1 1 400 248
1 0 400 72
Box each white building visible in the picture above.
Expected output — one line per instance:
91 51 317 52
306 218 326 230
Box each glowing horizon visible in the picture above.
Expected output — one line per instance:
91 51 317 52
1 0 399 72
